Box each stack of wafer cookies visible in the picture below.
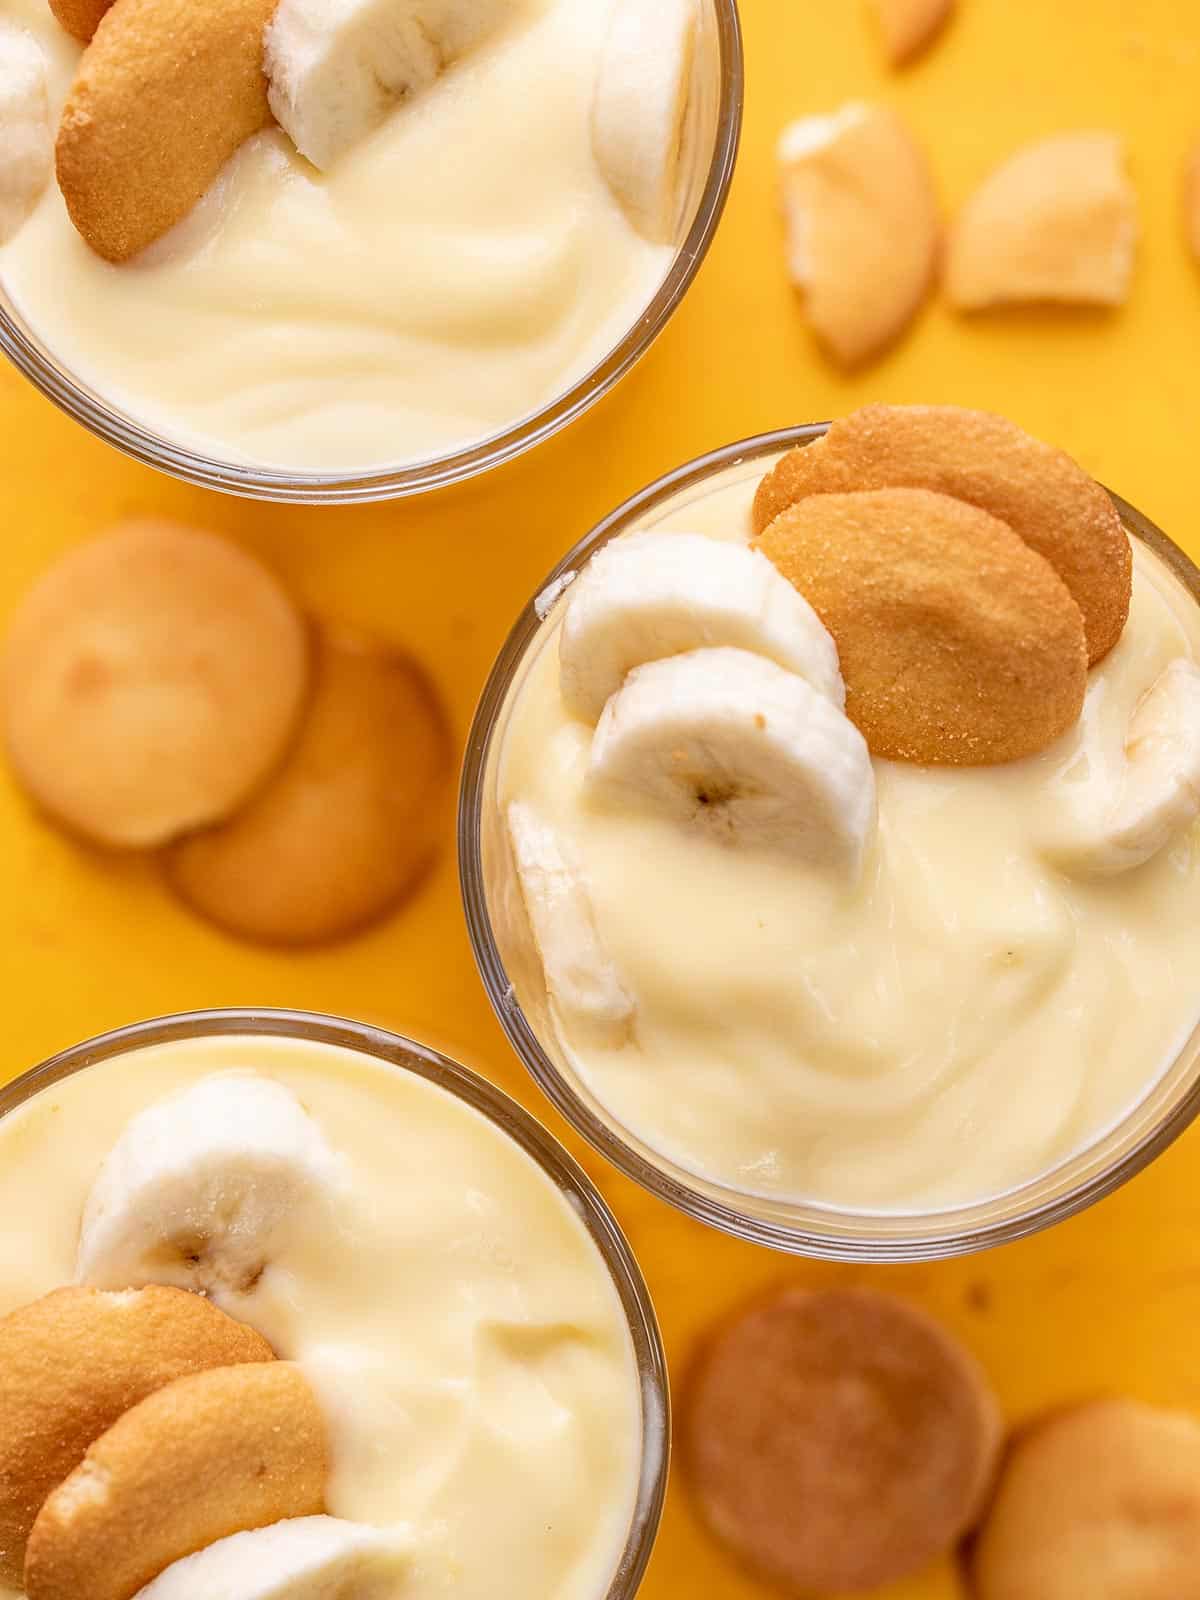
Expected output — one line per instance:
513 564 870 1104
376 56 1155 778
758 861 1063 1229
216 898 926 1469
752 404 1131 766
1 519 451 946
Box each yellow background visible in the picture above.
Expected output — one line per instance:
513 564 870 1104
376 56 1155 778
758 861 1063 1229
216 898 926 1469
4 0 1200 1594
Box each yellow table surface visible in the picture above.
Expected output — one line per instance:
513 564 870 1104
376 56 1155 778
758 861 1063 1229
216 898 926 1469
4 1 1200 1595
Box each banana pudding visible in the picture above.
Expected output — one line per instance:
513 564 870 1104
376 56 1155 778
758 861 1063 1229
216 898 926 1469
0 0 717 474
0 1024 653 1599
481 410 1200 1222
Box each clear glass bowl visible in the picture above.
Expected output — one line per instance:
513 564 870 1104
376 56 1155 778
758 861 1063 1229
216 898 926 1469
0 1007 670 1597
0 3 742 504
459 423 1200 1263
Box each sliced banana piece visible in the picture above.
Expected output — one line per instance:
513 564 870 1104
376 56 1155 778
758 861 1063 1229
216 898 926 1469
778 102 939 367
1045 659 1200 878
946 132 1137 309
76 1071 344 1301
0 20 50 246
265 0 512 170
559 530 844 724
507 801 634 1038
588 647 875 876
136 1517 408 1599
592 0 697 242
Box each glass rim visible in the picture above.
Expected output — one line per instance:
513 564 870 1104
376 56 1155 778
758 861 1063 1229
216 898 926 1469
0 1006 670 1598
458 420 1200 1263
0 3 743 506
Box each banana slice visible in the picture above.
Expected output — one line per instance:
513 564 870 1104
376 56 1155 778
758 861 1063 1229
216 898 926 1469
76 1072 344 1302
559 531 844 724
588 647 875 876
591 0 697 243
946 132 1137 309
265 0 512 170
507 801 635 1038
0 21 50 246
778 103 939 366
136 1517 408 1599
1044 659 1200 877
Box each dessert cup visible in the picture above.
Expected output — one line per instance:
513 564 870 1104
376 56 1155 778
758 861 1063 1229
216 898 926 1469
0 1 742 504
0 1007 669 1596
460 423 1200 1262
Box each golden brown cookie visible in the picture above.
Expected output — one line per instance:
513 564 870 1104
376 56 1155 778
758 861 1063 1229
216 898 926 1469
0 1286 272 1587
55 0 276 262
752 404 1131 663
165 625 451 946
47 0 112 43
778 103 939 367
25 1362 326 1600
946 132 1137 312
2 519 309 850
756 488 1088 765
970 1399 1200 1599
685 1286 1002 1594
868 0 955 66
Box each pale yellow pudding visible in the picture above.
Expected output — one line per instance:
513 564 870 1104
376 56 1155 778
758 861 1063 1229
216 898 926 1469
0 1032 644 1599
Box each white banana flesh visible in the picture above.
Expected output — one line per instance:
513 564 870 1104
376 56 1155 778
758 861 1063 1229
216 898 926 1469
588 647 876 877
0 20 51 246
135 1517 409 1599
265 0 512 170
1045 658 1200 877
591 0 697 242
559 530 845 723
507 801 635 1037
76 1071 345 1300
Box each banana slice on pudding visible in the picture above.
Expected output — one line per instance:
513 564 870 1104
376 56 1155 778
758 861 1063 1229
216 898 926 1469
588 647 875 877
265 0 514 170
76 1072 344 1304
0 21 50 245
507 801 635 1037
25 1364 327 1600
135 1517 408 1599
1043 659 1200 877
559 530 844 723
591 0 697 242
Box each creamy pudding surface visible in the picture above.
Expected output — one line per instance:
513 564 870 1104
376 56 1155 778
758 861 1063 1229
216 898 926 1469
0 0 673 471
498 460 1200 1212
0 1035 643 1600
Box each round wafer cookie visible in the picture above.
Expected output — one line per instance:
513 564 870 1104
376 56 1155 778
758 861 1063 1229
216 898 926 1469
0 1286 272 1586
164 625 451 946
970 1399 1200 1600
752 404 1131 664
2 520 309 850
24 1362 327 1600
756 487 1088 764
685 1286 1001 1594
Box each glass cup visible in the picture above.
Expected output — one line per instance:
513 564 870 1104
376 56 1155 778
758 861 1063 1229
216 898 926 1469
0 3 742 504
460 423 1200 1263
0 1007 669 1598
